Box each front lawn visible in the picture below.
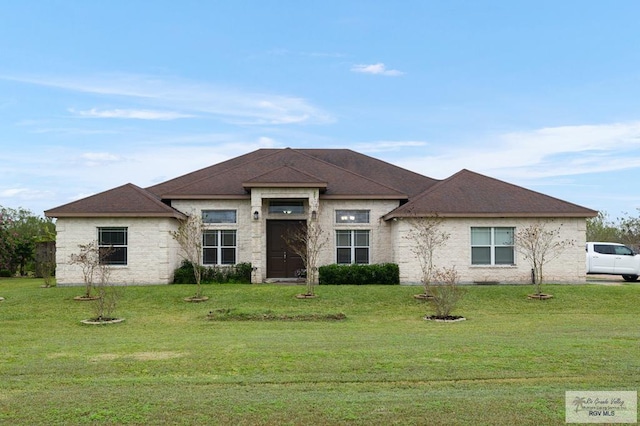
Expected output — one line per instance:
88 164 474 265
0 279 638 425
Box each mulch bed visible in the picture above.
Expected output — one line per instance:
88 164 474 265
207 309 346 321
527 293 553 300
295 293 317 299
424 315 466 322
73 295 100 301
184 296 209 302
81 318 125 325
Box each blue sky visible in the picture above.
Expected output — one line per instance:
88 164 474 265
2 1 640 219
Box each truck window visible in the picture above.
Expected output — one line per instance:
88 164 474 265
614 246 634 256
594 244 615 255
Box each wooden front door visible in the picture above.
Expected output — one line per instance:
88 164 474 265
267 220 305 278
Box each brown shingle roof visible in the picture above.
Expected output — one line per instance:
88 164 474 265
242 165 328 189
45 183 186 218
384 169 598 219
158 148 409 199
147 149 277 197
296 149 438 197
45 150 597 219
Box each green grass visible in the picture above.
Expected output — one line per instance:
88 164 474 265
0 279 638 425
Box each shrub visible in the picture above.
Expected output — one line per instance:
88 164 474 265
318 263 399 285
428 267 465 318
0 269 12 277
173 261 252 284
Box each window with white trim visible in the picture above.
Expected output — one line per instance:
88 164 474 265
335 209 370 224
471 227 514 265
336 230 369 264
203 230 237 265
202 210 236 224
98 227 128 265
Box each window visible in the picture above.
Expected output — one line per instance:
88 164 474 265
335 210 370 224
98 227 127 265
203 230 237 265
471 227 514 265
594 244 634 256
202 210 236 224
336 230 369 264
269 200 304 215
594 244 615 255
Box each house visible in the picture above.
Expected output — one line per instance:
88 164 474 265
45 148 597 285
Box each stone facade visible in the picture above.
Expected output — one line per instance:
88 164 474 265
393 217 588 284
54 217 180 286
54 201 589 286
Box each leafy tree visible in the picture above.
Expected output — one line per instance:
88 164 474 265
617 208 640 251
515 221 574 296
586 211 620 242
0 212 14 273
0 206 55 276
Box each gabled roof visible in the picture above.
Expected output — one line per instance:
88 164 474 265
384 169 598 219
45 183 187 219
242 165 328 190
155 148 410 200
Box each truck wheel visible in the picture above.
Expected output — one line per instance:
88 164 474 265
621 275 639 282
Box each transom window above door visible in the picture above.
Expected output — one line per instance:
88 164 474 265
268 200 305 215
335 210 370 224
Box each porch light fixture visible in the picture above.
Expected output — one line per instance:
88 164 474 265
311 210 317 221
253 210 259 220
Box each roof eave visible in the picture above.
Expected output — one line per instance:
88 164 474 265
162 194 251 200
384 211 599 220
242 182 328 189
45 212 187 219
322 194 408 200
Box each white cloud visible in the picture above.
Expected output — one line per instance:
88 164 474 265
79 152 124 167
397 121 640 180
0 188 29 197
70 108 194 120
351 63 404 76
0 187 55 207
2 73 333 125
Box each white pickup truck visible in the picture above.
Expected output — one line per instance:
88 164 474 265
586 242 640 282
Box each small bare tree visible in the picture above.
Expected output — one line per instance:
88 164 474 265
428 267 465 318
70 242 122 321
69 241 100 298
91 252 123 321
515 221 575 296
283 212 328 297
171 212 206 299
406 215 450 297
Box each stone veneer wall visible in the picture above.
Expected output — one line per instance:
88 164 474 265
316 199 398 267
392 217 588 285
54 217 180 286
171 200 254 265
